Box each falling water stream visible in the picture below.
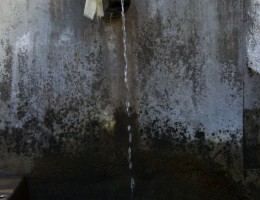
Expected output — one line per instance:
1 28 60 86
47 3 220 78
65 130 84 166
121 0 135 194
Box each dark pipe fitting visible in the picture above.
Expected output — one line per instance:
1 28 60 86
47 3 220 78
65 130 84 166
103 0 131 18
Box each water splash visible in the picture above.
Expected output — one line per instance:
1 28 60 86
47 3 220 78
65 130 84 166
121 0 135 193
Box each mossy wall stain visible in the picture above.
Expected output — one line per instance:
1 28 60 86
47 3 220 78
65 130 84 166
0 40 13 102
244 109 260 169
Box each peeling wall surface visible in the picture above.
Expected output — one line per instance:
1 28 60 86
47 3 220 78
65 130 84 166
0 0 260 199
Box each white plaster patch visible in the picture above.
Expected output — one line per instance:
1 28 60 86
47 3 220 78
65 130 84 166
10 32 32 126
15 32 32 53
105 26 116 58
247 0 260 73
147 1 160 18
57 28 74 46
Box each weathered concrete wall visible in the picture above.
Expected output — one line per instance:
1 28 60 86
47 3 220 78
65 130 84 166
0 0 260 199
136 0 243 143
244 0 260 175
0 0 134 173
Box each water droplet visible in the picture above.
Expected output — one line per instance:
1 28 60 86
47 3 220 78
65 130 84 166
129 133 132 143
128 125 131 131
129 162 133 170
130 177 135 192
128 147 131 161
126 101 130 108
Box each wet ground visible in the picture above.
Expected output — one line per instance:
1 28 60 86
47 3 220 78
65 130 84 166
28 147 250 200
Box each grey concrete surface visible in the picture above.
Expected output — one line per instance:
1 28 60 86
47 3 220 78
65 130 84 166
0 0 260 199
136 0 244 142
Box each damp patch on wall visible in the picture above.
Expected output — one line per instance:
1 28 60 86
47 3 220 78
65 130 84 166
244 109 260 169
